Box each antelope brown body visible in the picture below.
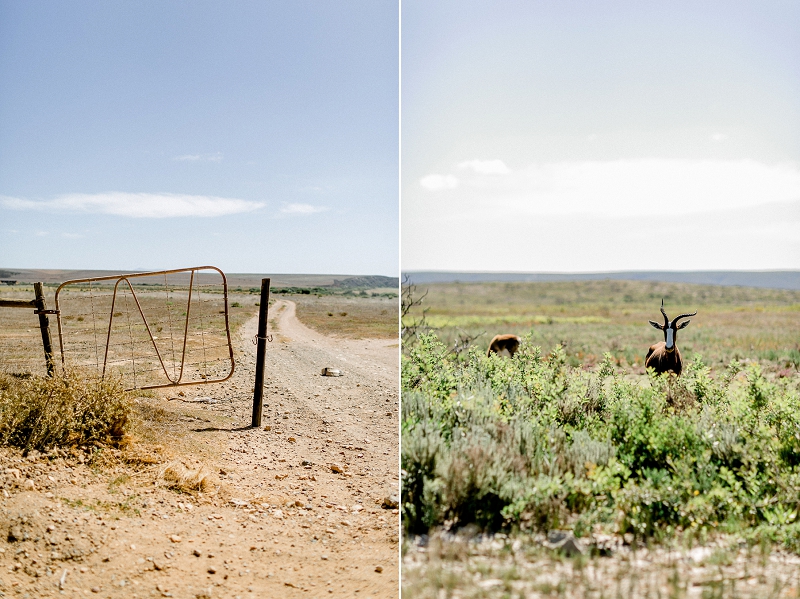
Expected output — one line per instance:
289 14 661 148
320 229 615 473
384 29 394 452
487 334 521 357
644 299 696 375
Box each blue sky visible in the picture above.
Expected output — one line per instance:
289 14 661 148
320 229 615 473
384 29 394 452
402 1 800 271
0 1 398 275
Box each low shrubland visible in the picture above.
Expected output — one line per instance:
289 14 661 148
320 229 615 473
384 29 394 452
0 370 132 453
401 332 800 551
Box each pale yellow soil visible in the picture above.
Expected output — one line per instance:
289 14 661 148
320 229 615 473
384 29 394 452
403 532 800 599
0 300 400 599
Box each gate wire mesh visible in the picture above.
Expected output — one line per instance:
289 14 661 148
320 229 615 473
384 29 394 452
0 284 48 377
54 266 234 390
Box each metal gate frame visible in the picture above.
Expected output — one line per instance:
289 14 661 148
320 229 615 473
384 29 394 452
54 266 235 390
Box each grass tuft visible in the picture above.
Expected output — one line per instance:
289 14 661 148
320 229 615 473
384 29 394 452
159 460 215 494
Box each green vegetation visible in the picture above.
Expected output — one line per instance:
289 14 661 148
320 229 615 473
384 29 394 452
401 281 800 551
269 285 397 299
0 370 131 452
265 286 333 295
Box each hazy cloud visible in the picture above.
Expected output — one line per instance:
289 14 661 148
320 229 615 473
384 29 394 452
403 200 800 272
173 152 223 162
0 192 265 218
416 159 800 216
280 203 328 215
420 174 459 191
458 159 511 175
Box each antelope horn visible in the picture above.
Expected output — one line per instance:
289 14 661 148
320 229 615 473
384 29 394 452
659 298 669 327
670 310 698 326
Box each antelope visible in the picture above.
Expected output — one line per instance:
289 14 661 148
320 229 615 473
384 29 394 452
487 334 521 358
645 299 697 375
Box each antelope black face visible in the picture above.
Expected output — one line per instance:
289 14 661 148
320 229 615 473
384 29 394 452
648 299 696 352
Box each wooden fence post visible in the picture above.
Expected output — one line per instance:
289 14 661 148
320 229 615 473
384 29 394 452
252 278 271 427
33 282 55 376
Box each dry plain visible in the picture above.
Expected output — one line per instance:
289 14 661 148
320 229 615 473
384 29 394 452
0 274 400 599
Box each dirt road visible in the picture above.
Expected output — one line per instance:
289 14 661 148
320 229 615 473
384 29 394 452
0 299 400 598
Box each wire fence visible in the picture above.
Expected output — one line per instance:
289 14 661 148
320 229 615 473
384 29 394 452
0 283 50 377
0 267 235 390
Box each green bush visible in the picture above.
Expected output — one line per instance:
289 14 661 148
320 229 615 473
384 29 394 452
401 332 800 549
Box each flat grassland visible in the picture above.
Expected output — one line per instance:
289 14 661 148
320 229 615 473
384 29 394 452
291 294 399 339
0 280 250 385
402 279 800 598
404 279 800 370
1 282 399 380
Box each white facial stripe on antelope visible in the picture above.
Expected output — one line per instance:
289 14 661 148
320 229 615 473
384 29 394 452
665 328 674 350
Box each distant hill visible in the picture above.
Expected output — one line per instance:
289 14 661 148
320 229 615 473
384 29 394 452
0 268 398 289
405 271 800 291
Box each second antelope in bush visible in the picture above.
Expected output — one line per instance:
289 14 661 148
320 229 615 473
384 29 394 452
645 299 697 375
487 334 521 357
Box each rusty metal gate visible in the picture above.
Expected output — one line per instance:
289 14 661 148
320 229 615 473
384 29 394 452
54 266 234 390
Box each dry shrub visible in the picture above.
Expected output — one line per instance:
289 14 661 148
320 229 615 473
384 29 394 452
0 370 131 452
159 460 215 494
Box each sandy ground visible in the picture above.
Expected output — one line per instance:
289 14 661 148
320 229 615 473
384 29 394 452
403 532 800 598
0 300 400 598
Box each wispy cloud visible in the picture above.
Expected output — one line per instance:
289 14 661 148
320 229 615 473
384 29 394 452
0 192 265 218
458 159 511 175
173 152 224 162
420 174 459 191
280 203 328 215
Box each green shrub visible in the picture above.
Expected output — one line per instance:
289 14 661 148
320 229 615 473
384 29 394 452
402 332 800 550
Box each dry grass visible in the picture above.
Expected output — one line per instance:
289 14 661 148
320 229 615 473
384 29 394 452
291 294 398 338
0 370 131 452
159 460 216 494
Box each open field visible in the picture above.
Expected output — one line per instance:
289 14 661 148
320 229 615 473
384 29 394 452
403 280 800 371
0 268 398 291
404 270 800 291
1 270 398 380
0 269 400 598
0 279 250 386
402 280 800 597
291 295 399 340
